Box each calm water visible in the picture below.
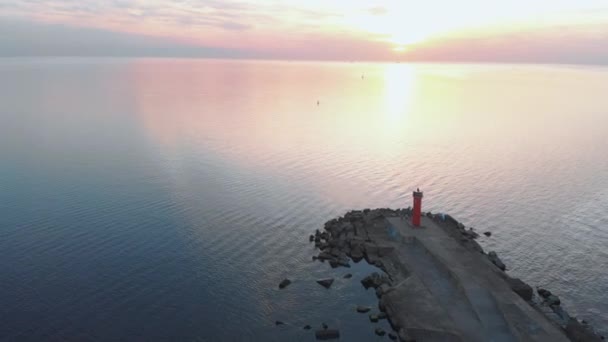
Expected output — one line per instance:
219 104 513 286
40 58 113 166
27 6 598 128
1 58 607 340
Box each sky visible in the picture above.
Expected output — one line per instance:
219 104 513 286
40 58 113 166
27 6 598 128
1 0 608 64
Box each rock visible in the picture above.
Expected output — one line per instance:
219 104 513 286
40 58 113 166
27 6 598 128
278 279 291 289
303 325 311 330
350 245 364 262
378 300 386 312
317 278 334 289
275 320 285 325
565 318 603 342
361 274 376 288
505 277 533 301
546 294 561 307
309 234 315 242
343 273 353 279
465 228 480 239
317 251 332 261
484 231 492 237
315 329 340 340
361 272 390 289
488 251 506 271
538 288 552 298
375 327 386 336
388 332 398 340
356 305 371 313
369 314 379 323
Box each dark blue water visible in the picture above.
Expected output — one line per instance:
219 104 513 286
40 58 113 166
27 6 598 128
1 58 607 340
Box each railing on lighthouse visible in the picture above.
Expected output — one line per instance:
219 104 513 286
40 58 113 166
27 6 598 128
412 188 423 227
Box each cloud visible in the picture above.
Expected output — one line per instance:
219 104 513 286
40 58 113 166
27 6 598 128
368 6 387 16
401 25 608 65
1 0 608 64
0 18 252 58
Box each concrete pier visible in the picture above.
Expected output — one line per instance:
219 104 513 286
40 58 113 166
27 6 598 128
381 215 567 341
312 209 601 341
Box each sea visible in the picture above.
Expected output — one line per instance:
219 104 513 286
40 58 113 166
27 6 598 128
1 58 607 340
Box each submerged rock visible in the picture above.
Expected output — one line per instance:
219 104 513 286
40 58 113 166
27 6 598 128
278 279 291 289
275 320 285 326
374 327 386 336
303 325 311 330
546 294 561 307
315 329 340 340
316 278 334 289
356 305 371 313
538 288 552 299
343 273 353 279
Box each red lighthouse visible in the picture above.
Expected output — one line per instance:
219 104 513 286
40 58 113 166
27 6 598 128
412 188 423 227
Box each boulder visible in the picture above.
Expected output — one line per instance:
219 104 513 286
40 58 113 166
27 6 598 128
484 231 492 237
375 328 386 336
361 273 377 289
537 288 552 298
356 305 371 313
488 251 506 271
378 300 386 312
275 320 285 325
317 278 335 289
317 251 332 261
350 245 364 262
361 272 390 289
546 294 561 307
309 234 315 242
315 329 340 340
565 318 603 342
369 314 379 323
464 228 479 239
278 279 291 289
505 277 533 301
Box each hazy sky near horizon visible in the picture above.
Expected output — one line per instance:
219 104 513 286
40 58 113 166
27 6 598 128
1 0 608 63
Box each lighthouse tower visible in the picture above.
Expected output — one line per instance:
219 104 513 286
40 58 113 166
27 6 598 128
412 189 423 227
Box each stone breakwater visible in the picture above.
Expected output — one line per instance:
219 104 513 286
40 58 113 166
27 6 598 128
306 208 603 341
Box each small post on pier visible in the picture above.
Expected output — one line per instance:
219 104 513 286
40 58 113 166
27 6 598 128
412 188 423 227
